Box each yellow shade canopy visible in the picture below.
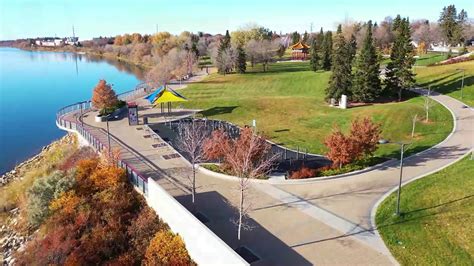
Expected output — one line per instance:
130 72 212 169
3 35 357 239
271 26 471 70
152 87 187 105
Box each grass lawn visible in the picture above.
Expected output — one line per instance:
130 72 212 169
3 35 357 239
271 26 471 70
376 154 474 265
416 60 474 106
181 61 452 159
415 52 448 66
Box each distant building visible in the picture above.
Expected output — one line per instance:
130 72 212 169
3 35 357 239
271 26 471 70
35 38 64 47
289 41 309 60
65 37 79 45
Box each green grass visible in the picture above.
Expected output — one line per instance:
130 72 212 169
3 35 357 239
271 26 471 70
415 52 448 66
181 61 453 160
416 60 474 106
376 154 474 265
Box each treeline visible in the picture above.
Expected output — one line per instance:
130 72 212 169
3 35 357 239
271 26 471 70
16 147 192 265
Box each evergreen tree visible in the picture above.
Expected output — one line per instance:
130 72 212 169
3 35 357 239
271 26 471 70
217 30 232 74
236 45 247 74
321 31 333 71
326 25 352 101
439 5 468 46
347 34 357 63
385 17 415 101
352 21 382 102
303 31 309 43
309 38 321 71
292 31 300 45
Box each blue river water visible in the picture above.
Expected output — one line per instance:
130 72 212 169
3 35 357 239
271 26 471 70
0 47 144 174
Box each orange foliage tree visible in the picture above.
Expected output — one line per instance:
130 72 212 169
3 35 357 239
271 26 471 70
324 116 382 168
144 231 191 266
324 128 356 168
91 79 118 111
349 117 382 159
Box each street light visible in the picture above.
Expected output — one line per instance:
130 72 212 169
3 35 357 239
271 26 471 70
378 139 411 216
456 68 465 100
106 114 111 157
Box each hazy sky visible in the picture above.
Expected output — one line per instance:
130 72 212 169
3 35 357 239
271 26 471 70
0 0 472 40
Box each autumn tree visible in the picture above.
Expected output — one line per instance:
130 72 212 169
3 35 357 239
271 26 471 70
91 79 118 111
144 231 192 265
349 117 382 159
324 128 355 168
203 128 231 162
225 128 279 240
176 121 207 203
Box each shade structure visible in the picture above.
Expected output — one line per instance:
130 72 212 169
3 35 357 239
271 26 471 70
144 86 164 103
152 87 187 105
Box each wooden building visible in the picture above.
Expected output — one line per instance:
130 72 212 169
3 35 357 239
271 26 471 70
290 41 310 60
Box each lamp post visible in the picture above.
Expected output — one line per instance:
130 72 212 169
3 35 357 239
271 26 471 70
456 68 465 100
379 139 411 216
106 114 111 156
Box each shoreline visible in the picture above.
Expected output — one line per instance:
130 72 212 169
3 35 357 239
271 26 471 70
0 134 75 187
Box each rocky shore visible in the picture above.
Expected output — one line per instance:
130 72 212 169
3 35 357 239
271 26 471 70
0 133 76 265
0 134 75 187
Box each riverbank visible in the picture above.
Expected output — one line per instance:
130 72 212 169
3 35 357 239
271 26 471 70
4 44 152 71
0 134 77 265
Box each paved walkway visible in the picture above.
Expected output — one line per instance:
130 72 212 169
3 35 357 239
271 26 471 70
67 82 473 265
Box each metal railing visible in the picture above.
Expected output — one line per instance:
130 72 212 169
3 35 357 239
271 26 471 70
56 84 152 195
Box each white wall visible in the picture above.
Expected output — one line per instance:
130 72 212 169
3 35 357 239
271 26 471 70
146 179 248 266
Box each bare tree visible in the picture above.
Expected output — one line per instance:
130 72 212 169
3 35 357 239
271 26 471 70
411 113 418 138
146 57 175 88
224 128 279 240
423 87 436 122
244 40 278 72
210 47 235 75
176 120 207 204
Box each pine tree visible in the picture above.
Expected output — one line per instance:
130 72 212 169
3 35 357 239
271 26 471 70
303 31 309 43
385 17 415 101
321 31 333 71
236 45 247 74
347 34 357 64
292 31 300 45
352 21 382 102
326 25 352 101
217 30 232 74
309 38 321 71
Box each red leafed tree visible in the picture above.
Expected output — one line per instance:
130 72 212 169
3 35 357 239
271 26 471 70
203 128 231 161
91 79 118 110
349 117 382 159
324 128 356 168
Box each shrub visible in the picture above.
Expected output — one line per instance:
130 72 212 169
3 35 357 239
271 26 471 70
144 230 192 265
26 171 75 227
289 166 317 179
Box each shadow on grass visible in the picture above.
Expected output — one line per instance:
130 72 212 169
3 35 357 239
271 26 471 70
199 106 239 117
418 73 474 97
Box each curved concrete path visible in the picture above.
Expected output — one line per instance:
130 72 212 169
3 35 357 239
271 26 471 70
73 86 472 265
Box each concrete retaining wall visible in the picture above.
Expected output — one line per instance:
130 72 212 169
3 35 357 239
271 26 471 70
146 179 248 265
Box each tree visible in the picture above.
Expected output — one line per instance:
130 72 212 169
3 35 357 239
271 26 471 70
347 34 357 63
309 38 321 71
303 31 309 43
26 171 75 227
352 20 382 102
144 231 191 265
349 117 382 158
236 45 247 73
321 31 333 70
423 87 435 122
439 5 468 46
176 121 207 204
292 31 300 44
326 25 352 101
215 30 234 74
385 16 415 101
224 128 279 240
91 80 118 111
324 128 355 168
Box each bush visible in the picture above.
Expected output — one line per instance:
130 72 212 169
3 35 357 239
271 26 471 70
144 230 192 265
289 166 317 179
26 171 75 227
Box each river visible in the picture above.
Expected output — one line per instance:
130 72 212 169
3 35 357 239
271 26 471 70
0 47 144 174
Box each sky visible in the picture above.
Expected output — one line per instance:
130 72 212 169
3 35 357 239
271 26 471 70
0 0 472 40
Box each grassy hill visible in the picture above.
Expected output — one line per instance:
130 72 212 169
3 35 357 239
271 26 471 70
416 60 474 107
376 154 474 265
181 61 452 159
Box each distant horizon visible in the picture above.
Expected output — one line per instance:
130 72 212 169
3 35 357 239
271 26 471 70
1 0 472 41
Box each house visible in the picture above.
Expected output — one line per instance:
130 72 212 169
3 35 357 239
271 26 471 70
35 38 64 47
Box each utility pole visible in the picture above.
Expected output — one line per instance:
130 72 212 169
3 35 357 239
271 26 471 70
156 24 159 34
72 25 75 38
310 22 314 33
